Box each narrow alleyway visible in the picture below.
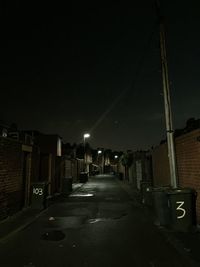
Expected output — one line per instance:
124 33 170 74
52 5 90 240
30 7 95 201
0 175 196 267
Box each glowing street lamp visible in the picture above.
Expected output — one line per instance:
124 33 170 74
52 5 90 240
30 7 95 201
98 150 102 154
83 133 90 139
114 155 118 159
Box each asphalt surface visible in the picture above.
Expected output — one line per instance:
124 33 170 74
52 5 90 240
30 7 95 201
0 175 198 267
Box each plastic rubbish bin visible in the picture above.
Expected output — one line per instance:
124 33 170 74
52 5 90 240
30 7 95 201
31 182 48 209
153 187 171 226
62 177 73 196
79 172 88 183
167 188 197 232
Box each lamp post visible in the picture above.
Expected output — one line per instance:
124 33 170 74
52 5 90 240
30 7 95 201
156 0 177 188
83 133 90 172
114 155 119 174
97 150 103 174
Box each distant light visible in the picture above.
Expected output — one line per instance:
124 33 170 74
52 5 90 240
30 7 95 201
114 155 118 159
98 150 102 154
2 130 7 137
84 133 90 139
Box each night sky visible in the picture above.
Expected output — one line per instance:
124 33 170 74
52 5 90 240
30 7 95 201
1 1 200 151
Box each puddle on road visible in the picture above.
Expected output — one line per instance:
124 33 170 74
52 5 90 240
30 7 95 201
87 213 127 224
69 193 94 197
41 230 65 241
87 218 108 224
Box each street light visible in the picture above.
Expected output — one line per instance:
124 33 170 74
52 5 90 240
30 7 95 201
114 155 118 159
83 133 90 172
84 133 90 139
97 149 104 174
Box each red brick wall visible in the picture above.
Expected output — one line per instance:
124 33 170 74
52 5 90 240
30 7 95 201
152 129 200 223
176 129 200 222
0 137 23 220
152 143 171 187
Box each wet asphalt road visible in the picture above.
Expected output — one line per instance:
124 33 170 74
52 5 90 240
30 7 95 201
0 175 196 267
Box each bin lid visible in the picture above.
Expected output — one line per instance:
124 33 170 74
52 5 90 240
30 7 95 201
167 187 196 195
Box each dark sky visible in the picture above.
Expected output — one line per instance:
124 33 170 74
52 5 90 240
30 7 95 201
1 1 200 151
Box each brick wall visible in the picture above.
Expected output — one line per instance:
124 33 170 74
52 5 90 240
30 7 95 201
0 137 23 220
176 129 200 222
31 145 40 182
152 143 171 186
152 129 200 223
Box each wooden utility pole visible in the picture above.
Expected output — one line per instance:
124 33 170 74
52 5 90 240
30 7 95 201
156 0 178 188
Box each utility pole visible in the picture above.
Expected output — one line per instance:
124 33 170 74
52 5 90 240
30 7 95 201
156 0 177 188
83 133 90 173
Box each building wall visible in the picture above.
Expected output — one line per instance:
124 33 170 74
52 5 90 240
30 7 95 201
128 163 136 184
152 143 171 187
39 153 61 195
54 156 62 193
152 129 200 223
118 162 125 179
37 134 62 156
77 159 84 176
40 153 51 182
0 137 24 220
30 145 40 182
176 129 200 222
0 134 65 221
128 152 153 188
63 159 72 178
71 159 78 182
61 158 81 183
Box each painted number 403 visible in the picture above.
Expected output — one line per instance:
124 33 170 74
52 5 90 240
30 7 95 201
176 201 186 219
33 188 43 196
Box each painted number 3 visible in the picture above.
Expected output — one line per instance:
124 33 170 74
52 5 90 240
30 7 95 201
176 201 186 219
33 188 43 196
